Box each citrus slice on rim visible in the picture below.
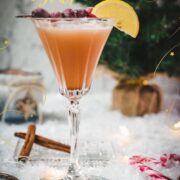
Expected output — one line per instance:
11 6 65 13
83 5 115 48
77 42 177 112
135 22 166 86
92 0 139 38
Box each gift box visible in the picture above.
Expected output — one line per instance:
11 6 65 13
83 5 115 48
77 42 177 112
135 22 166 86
0 69 44 124
112 79 163 116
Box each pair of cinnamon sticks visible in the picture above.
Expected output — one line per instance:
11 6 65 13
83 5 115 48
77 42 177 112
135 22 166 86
14 124 70 161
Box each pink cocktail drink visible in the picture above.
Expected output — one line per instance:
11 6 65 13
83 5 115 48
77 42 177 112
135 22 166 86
36 19 112 99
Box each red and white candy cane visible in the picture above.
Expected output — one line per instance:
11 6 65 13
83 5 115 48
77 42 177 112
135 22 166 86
160 154 180 167
129 154 180 180
129 155 161 165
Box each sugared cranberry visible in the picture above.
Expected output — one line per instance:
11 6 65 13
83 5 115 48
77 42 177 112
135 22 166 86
32 8 50 18
75 9 88 17
85 7 93 14
85 7 96 18
50 11 62 18
63 9 76 18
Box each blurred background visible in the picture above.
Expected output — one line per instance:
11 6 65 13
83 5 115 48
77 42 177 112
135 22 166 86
0 0 179 119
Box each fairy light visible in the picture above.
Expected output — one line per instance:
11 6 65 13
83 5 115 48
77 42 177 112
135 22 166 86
117 125 132 146
173 121 180 130
0 37 10 51
112 126 132 150
153 43 180 77
41 168 65 180
122 155 129 163
117 155 130 164
119 126 130 137
4 39 9 46
170 51 175 56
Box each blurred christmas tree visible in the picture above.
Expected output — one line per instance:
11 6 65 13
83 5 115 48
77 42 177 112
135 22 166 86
76 0 180 77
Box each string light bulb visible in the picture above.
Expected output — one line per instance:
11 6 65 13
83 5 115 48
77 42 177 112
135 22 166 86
173 121 180 130
119 126 130 137
170 51 175 56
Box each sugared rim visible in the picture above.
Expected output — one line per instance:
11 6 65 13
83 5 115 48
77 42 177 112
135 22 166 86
16 15 114 21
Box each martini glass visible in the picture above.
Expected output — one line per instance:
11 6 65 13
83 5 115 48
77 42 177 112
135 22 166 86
31 17 114 179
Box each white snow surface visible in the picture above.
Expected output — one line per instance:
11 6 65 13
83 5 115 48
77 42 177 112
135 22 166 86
0 82 180 180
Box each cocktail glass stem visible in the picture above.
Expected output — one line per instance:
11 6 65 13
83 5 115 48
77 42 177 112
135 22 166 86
65 100 82 179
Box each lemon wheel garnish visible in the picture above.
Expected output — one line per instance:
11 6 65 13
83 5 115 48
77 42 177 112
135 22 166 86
92 0 140 38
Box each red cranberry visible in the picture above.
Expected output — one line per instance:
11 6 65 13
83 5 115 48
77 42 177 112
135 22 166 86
50 11 62 18
75 9 88 17
85 7 96 18
63 9 76 18
85 7 93 14
32 8 50 18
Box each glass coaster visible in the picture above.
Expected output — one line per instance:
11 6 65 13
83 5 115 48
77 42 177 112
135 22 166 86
13 139 114 168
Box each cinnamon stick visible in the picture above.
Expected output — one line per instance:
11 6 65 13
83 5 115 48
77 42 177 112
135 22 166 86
15 132 70 153
18 124 36 161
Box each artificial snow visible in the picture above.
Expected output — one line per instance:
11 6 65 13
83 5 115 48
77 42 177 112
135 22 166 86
0 79 180 179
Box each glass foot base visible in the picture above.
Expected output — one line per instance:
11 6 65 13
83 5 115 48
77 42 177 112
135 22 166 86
62 175 108 180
